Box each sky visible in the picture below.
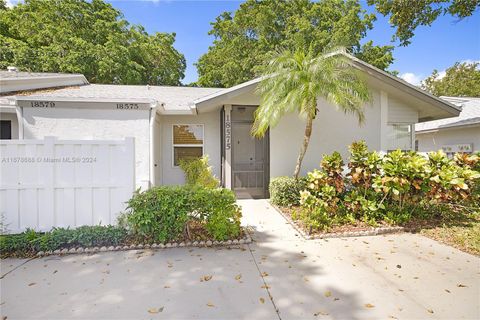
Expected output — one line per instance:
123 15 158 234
7 0 480 85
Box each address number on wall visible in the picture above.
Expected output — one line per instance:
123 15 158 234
31 101 55 108
116 103 139 109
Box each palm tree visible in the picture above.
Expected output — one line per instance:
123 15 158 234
252 47 371 178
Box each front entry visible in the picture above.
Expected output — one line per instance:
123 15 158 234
231 106 269 199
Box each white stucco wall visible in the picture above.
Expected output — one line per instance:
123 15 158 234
270 90 382 178
22 108 151 189
0 111 19 139
416 126 480 153
160 112 221 185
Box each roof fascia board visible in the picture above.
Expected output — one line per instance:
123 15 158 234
0 75 89 94
416 121 480 133
343 53 461 116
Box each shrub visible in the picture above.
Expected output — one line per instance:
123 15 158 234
124 185 241 242
179 155 219 189
295 141 480 232
269 176 307 206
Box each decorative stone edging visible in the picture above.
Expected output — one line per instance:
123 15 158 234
270 201 404 240
35 234 253 257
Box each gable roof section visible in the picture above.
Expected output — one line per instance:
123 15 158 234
415 97 480 133
193 52 461 119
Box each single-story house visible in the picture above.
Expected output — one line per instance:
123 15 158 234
415 96 480 155
1 54 461 199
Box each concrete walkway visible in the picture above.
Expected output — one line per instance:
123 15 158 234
1 199 479 319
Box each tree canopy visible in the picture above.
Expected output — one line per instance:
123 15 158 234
196 0 394 88
422 62 480 97
0 0 186 85
368 0 480 46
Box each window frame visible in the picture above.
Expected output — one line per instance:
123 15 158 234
172 124 204 167
386 123 414 152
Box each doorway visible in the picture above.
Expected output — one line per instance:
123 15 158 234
231 106 269 199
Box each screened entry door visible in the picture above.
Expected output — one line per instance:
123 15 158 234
231 121 269 199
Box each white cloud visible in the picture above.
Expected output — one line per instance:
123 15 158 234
400 72 423 86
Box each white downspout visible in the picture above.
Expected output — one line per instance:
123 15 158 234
15 105 24 139
149 103 161 188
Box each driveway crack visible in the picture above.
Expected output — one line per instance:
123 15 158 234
0 257 36 279
247 243 282 320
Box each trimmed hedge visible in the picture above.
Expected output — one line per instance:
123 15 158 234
0 225 128 258
269 176 307 207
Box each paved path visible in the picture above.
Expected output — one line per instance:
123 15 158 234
1 199 479 319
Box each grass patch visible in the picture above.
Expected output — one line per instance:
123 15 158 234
413 211 480 256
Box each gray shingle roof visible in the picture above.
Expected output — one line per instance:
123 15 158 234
416 97 480 132
18 84 225 112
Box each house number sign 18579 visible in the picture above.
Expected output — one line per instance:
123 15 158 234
31 101 55 108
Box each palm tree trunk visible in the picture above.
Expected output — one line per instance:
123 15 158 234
293 115 313 179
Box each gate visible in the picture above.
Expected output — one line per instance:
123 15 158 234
0 137 135 234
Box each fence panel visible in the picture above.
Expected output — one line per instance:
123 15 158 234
0 136 135 234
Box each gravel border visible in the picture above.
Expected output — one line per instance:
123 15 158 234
35 234 253 257
271 202 404 240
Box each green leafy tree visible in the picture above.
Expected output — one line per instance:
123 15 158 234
368 0 480 46
252 48 371 178
422 62 480 97
0 0 186 85
196 0 394 87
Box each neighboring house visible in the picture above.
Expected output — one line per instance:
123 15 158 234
415 97 480 156
0 69 88 139
1 54 460 199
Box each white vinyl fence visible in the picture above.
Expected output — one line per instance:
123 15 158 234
0 137 135 234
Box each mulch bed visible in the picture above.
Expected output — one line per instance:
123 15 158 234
274 205 403 239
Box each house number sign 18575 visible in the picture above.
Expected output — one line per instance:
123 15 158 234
225 114 231 150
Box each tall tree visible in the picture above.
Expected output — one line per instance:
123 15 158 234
196 0 394 88
0 0 186 85
422 62 480 97
252 48 371 178
368 0 480 46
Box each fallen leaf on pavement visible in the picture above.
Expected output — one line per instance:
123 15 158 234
28 282 36 286
261 272 269 277
324 291 332 297
396 265 402 269
206 302 215 307
235 274 242 281
148 307 164 314
427 309 434 314
445 289 450 293
201 275 212 282
314 310 329 316
457 284 467 288
333 298 340 301
261 285 270 289
364 303 375 308
259 298 265 304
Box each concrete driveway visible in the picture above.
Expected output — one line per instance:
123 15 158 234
1 199 479 319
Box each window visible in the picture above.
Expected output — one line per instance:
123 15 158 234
0 120 11 140
386 124 413 151
172 124 204 166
